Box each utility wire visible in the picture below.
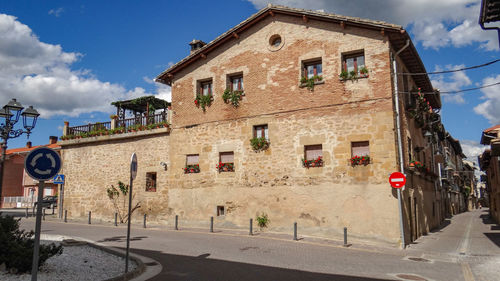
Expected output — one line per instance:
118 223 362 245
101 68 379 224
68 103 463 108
398 59 500 75
400 81 500 95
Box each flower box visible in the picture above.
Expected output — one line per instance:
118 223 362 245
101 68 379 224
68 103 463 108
302 156 323 168
216 162 234 172
350 155 370 166
184 164 200 174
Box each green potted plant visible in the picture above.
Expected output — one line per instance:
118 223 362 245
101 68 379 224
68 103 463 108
300 75 322 91
250 137 270 151
339 70 349 80
349 70 358 80
359 67 369 77
350 155 370 166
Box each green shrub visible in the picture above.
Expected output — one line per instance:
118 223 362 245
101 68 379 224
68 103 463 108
0 213 62 273
256 213 269 229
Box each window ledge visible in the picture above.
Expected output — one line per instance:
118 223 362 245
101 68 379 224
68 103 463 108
339 74 369 81
299 80 325 88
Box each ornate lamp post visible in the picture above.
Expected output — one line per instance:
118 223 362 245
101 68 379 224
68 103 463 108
0 99 40 203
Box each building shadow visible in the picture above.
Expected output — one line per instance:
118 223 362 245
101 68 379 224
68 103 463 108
484 233 500 248
124 248 392 281
429 218 451 233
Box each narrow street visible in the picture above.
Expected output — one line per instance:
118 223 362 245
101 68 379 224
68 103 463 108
13 208 499 281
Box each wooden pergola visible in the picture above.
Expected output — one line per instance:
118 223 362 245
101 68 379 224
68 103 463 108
111 96 170 120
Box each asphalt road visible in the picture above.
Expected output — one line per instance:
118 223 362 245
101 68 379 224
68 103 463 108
11 208 500 281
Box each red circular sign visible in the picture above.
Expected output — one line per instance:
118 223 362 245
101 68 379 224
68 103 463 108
389 172 406 188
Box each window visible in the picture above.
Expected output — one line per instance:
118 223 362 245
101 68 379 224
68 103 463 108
253 124 268 139
303 144 323 168
217 206 225 216
342 52 365 74
303 59 323 79
198 79 213 97
185 154 200 174
218 152 234 172
146 172 157 192
351 141 369 157
230 75 244 91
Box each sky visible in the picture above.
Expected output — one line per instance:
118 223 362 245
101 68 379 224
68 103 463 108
0 0 499 167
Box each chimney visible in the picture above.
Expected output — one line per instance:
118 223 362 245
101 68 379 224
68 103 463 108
189 39 206 54
26 141 32 148
49 136 58 144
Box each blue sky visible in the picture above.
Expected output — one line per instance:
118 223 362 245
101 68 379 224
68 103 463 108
0 0 499 164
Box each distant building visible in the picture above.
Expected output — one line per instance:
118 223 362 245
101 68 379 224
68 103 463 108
0 136 60 208
479 125 500 223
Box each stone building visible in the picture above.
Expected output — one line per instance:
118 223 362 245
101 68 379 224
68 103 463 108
60 5 447 246
479 125 500 224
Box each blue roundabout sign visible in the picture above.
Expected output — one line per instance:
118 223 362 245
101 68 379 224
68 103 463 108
24 147 61 181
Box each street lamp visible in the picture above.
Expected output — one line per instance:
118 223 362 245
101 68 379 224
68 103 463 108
0 99 40 204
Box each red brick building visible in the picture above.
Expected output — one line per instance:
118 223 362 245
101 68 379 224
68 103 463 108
1 136 60 208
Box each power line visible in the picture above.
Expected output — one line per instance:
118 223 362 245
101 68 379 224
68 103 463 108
399 81 500 95
399 59 500 75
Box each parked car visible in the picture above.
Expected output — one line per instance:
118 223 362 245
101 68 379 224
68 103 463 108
34 196 58 209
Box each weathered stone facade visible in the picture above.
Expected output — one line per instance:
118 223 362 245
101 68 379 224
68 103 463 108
61 6 443 246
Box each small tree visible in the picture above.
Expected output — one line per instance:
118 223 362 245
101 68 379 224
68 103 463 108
0 213 62 273
106 181 141 223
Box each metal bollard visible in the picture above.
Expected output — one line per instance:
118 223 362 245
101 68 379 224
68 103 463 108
43 208 45 221
293 222 298 241
88 211 91 224
64 210 67 223
25 207 28 218
175 215 178 230
343 227 349 247
114 213 118 226
52 206 55 215
143 214 147 228
249 218 253 236
210 216 214 233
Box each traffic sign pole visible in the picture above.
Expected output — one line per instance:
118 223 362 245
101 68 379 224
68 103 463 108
125 153 137 273
24 147 61 281
31 180 44 281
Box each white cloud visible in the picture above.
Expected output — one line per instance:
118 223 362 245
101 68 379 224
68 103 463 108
461 139 487 160
431 64 472 104
473 74 500 124
247 0 499 50
48 8 64 17
0 14 168 118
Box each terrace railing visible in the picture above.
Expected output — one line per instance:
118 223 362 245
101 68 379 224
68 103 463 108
67 112 168 136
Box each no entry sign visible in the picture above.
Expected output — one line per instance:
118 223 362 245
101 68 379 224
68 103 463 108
389 172 406 188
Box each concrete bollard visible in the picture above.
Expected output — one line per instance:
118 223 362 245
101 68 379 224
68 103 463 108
143 214 147 228
175 215 178 230
114 213 118 226
293 222 298 241
210 216 214 233
88 211 91 225
64 210 67 223
249 218 253 236
25 207 28 218
42 208 45 221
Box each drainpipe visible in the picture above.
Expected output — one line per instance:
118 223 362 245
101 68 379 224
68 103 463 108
392 39 409 249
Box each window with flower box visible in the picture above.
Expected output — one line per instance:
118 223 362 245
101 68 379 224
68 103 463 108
198 79 213 97
184 154 200 174
217 152 234 172
350 141 370 166
146 172 157 192
341 51 367 79
250 124 270 151
303 145 323 168
300 59 323 90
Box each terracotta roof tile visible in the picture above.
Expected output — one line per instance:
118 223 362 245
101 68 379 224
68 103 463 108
6 143 60 155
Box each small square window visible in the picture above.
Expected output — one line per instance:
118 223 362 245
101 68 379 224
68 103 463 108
302 59 323 79
253 124 268 139
342 52 365 75
217 205 225 216
303 145 323 168
146 172 157 192
230 75 244 91
185 154 200 174
198 79 213 97
218 152 234 172
351 141 369 157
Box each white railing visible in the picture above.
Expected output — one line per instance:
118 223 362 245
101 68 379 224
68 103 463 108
2 196 37 208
